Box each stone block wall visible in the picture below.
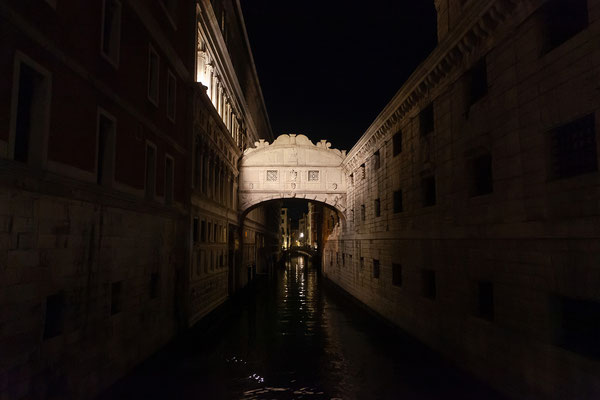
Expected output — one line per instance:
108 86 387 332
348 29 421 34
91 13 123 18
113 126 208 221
0 174 185 399
324 0 600 398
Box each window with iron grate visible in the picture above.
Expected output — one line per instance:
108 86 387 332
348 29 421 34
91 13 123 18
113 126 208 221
266 170 278 181
549 114 597 180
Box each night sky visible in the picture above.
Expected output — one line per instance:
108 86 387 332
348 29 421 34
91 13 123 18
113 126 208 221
241 0 438 152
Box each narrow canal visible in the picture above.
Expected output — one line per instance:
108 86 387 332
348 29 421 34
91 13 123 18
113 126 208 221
101 256 505 400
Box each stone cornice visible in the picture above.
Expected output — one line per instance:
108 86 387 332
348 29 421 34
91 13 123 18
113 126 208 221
243 134 347 159
342 0 521 172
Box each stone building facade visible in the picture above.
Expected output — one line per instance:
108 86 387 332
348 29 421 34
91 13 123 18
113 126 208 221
188 0 278 325
280 207 291 249
0 0 276 398
323 0 600 398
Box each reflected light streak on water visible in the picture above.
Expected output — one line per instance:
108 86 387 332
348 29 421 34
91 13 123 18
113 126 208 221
101 255 506 400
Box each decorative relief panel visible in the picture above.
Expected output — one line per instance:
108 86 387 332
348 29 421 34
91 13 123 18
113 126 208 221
266 170 278 181
239 134 348 214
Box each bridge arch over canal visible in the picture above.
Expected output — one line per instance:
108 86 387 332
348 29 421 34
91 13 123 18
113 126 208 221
239 134 348 215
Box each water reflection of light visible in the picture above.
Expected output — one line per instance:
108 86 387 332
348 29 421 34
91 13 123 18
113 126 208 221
248 373 264 384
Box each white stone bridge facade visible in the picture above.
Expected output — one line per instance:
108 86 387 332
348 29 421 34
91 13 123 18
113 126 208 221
238 134 347 214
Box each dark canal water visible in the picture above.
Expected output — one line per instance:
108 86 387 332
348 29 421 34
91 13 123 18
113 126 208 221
101 256 506 400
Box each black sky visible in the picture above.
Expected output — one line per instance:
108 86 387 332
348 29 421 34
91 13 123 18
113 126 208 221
241 0 438 152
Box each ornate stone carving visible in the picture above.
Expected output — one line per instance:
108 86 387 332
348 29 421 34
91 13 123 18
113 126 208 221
239 134 348 215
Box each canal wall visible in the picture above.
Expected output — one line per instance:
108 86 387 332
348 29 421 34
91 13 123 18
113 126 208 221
0 181 186 399
323 0 600 398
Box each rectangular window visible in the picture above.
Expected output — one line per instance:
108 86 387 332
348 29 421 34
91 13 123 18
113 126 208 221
213 224 217 243
393 130 402 156
148 45 160 106
145 143 157 200
467 57 488 106
167 69 176 122
165 156 174 204
97 111 116 186
308 170 319 181
201 220 206 242
420 103 434 136
360 257 364 269
361 204 366 221
111 281 122 315
192 217 199 243
552 295 600 359
208 222 212 242
549 114 597 180
471 153 493 196
393 190 403 213
542 0 589 53
266 170 278 181
101 0 121 66
342 253 345 267
194 139 201 188
468 58 488 106
374 198 381 217
43 292 64 339
373 259 380 279
422 175 436 207
477 281 494 321
360 164 366 179
12 59 51 165
392 263 402 287
422 269 436 299
373 151 380 170
150 273 159 299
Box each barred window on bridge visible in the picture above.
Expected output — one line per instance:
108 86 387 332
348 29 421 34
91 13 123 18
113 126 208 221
266 170 278 181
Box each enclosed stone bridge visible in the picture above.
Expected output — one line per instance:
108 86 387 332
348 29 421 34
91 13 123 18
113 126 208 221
239 134 347 215
281 245 317 258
